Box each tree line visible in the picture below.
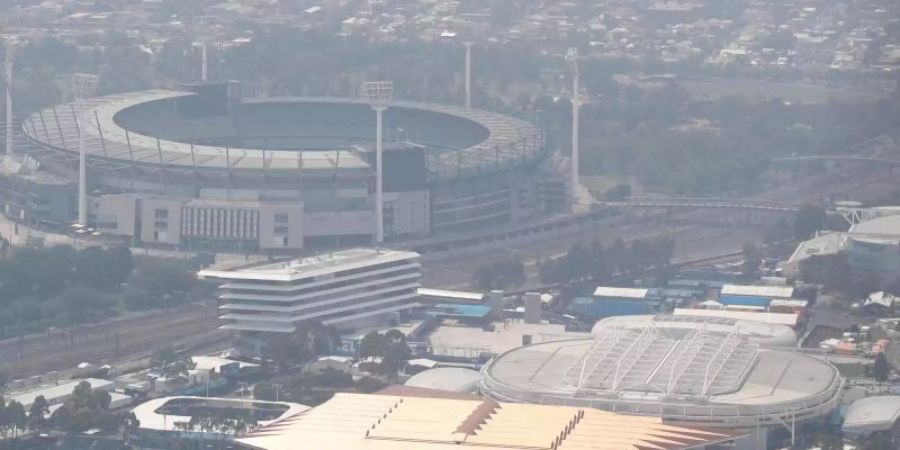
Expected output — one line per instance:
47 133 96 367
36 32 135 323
539 237 675 286
0 245 205 339
0 380 120 445
472 259 527 291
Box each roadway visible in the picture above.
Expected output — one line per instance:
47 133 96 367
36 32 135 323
0 302 224 381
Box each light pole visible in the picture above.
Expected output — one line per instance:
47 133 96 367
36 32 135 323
463 42 473 108
5 42 13 157
565 47 581 202
72 73 99 227
201 42 208 82
361 81 393 245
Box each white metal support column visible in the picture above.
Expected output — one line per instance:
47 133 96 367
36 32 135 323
464 42 473 108
361 81 393 245
73 73 98 227
78 111 87 225
566 47 581 199
5 43 13 157
374 106 385 243
201 43 208 82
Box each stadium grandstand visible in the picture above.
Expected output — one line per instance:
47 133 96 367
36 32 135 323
233 390 745 450
3 82 562 252
787 206 900 287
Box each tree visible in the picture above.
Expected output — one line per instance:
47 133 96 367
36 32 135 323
861 431 893 450
382 329 411 374
49 381 118 433
253 383 277 402
2 400 27 438
792 204 827 240
873 352 891 383
354 376 387 393
129 258 197 307
799 254 853 294
0 369 7 393
357 330 411 377
472 258 526 290
54 285 114 325
123 411 140 444
358 331 386 359
814 428 844 450
27 395 50 433
741 242 762 280
604 183 632 201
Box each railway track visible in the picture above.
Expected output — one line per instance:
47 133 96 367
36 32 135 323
0 166 894 381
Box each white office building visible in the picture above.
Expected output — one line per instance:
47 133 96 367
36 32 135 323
199 249 422 350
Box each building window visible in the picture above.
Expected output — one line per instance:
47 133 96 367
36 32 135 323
274 226 289 235
274 213 289 224
154 208 168 220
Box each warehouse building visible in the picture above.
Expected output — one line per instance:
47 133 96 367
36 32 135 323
566 286 657 320
717 284 795 308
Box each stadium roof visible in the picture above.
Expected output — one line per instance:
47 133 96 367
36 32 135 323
593 286 650 299
25 90 541 178
593 315 797 349
481 317 841 427
720 284 794 298
850 215 900 237
198 248 419 282
235 392 743 450
567 321 756 397
672 308 798 327
842 396 900 437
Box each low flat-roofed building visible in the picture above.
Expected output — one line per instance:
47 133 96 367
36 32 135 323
417 288 485 304
234 391 744 450
426 318 589 359
593 286 650 299
720 284 794 299
842 396 900 443
769 299 809 316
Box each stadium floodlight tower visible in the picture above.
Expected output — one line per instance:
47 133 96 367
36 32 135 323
361 81 393 245
463 41 474 108
73 73 99 227
4 42 13 157
565 47 582 202
201 42 208 82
